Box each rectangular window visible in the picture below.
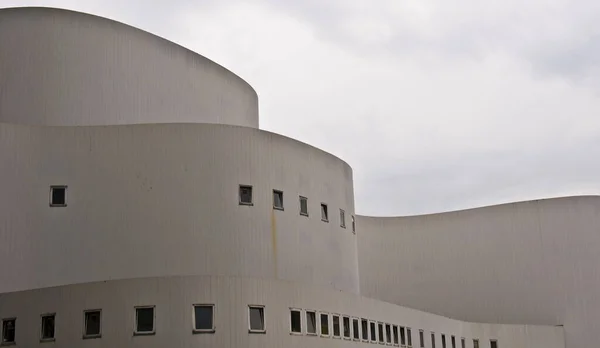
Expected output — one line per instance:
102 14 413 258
352 317 360 340
239 185 253 205
451 335 456 348
248 305 265 333
290 309 302 334
490 340 498 348
378 322 384 343
441 334 446 348
306 311 317 335
193 304 214 333
135 306 155 335
419 330 425 348
299 196 308 216
340 209 346 228
386 324 392 344
83 310 101 338
431 332 436 348
370 321 377 342
1 318 16 344
461 337 465 348
273 190 284 210
50 185 67 206
332 314 341 337
407 328 412 346
41 314 55 340
352 215 356 233
400 326 406 345
321 203 329 222
393 325 399 345
473 339 479 348
320 313 329 336
343 316 351 338
361 318 369 341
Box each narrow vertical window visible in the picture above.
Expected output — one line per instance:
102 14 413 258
378 322 384 343
451 335 456 348
320 313 329 336
290 309 302 334
431 332 436 348
49 186 67 206
473 339 479 348
441 334 446 348
299 196 308 216
340 209 346 228
385 324 392 344
490 340 498 348
361 318 369 341
1 318 16 344
193 304 214 333
407 328 412 346
419 330 425 348
135 306 155 335
400 326 406 345
306 311 317 335
332 315 340 337
41 314 55 341
352 318 360 340
461 337 466 348
343 316 351 338
83 310 101 338
321 203 329 222
273 190 284 210
239 185 253 205
352 215 356 233
393 325 399 345
248 305 265 333
370 321 377 342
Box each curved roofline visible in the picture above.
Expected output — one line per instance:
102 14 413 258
358 195 600 220
0 6 258 102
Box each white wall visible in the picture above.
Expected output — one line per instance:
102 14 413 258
0 7 258 128
357 196 600 348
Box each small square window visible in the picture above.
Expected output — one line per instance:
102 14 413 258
490 340 498 348
370 321 377 342
248 305 265 333
361 318 369 341
352 318 360 340
393 325 399 345
386 324 392 344
332 314 340 337
442 334 446 348
420 330 425 348
340 209 346 228
50 186 67 207
473 339 479 348
451 335 456 348
320 313 329 336
461 337 465 348
431 333 436 348
407 328 412 346
290 309 302 334
299 196 308 216
2 318 16 344
193 304 214 333
343 316 351 338
306 311 317 335
135 306 155 335
400 326 406 345
273 190 284 210
83 310 101 338
239 185 253 205
321 203 329 222
41 314 55 341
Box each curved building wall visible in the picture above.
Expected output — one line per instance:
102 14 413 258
0 275 564 348
0 122 358 294
357 196 600 348
0 7 258 128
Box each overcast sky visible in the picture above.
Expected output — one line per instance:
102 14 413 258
3 0 600 216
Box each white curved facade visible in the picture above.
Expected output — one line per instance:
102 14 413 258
0 6 585 348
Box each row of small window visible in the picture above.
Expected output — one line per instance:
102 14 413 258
288 309 498 348
239 185 356 232
0 304 265 344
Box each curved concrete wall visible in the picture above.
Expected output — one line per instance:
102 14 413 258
0 275 564 348
0 122 358 294
0 7 258 127
357 196 600 348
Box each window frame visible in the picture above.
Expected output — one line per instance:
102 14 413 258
332 313 341 338
419 330 425 348
431 332 436 348
441 334 446 348
299 196 309 216
340 209 346 228
352 317 360 341
342 316 351 339
319 312 330 337
134 305 156 336
361 318 369 342
400 326 406 346
82 309 102 339
192 304 215 334
369 320 377 343
239 185 253 206
461 337 466 348
451 335 456 348
1 318 16 345
473 339 479 348
490 339 498 348
321 203 329 222
40 313 56 342
49 185 67 207
248 305 266 334
385 323 392 345
378 321 385 344
393 325 400 346
407 327 412 347
273 189 284 210
289 308 302 335
306 310 317 336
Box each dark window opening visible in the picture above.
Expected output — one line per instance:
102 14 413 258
370 321 376 341
393 325 399 345
239 185 253 205
386 324 392 344
290 310 301 333
194 305 214 332
84 310 101 337
50 186 67 206
2 319 16 344
321 203 329 222
248 306 265 332
41 314 55 340
361 318 368 340
306 311 317 334
352 318 360 340
273 190 284 210
299 196 308 216
320 313 329 336
135 307 155 334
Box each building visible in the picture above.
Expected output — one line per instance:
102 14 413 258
0 7 594 348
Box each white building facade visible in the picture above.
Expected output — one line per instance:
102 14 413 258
0 6 587 348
